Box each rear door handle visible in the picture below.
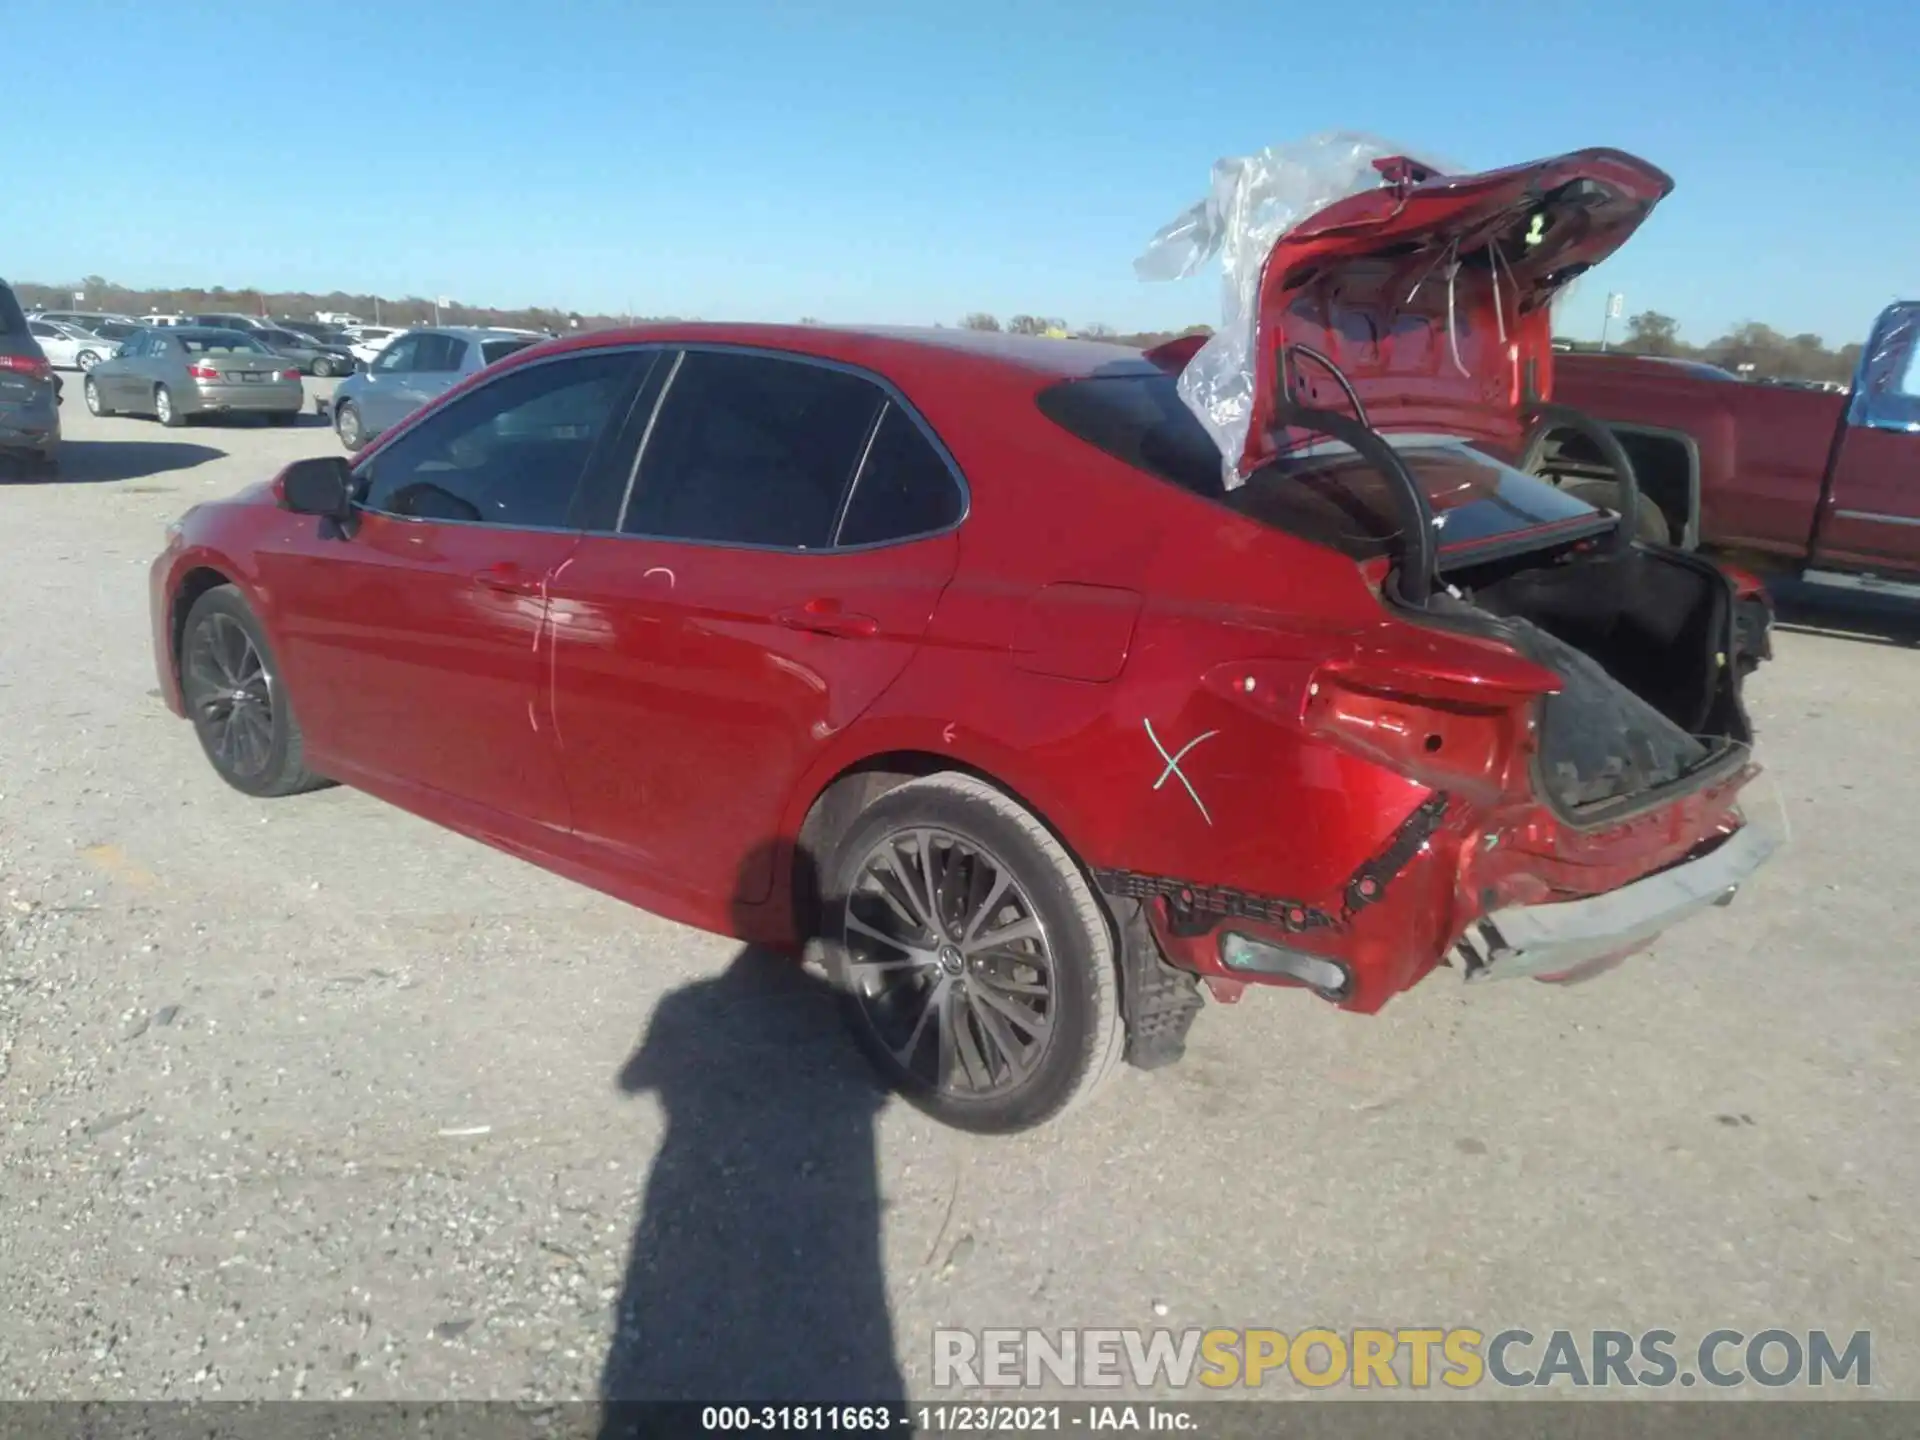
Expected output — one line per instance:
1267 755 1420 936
775 599 879 638
474 563 542 596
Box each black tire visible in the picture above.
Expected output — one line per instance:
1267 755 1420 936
83 376 110 417
1563 478 1672 546
154 384 185 428
823 773 1123 1133
335 400 365 451
177 585 330 799
311 356 334 378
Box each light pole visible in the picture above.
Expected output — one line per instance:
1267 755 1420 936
1600 291 1624 352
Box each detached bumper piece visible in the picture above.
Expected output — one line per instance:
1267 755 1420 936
1454 822 1779 983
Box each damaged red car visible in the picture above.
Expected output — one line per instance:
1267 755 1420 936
150 145 1777 1132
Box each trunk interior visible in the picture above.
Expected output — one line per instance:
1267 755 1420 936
1434 541 1751 819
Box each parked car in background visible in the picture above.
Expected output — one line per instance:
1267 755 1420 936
27 319 122 371
253 325 355 377
84 326 303 427
276 319 353 347
31 310 140 338
1 278 60 477
345 326 406 367
141 314 191 327
1548 301 1920 600
188 312 273 334
327 326 536 450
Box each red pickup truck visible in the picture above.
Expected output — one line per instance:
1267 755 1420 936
1544 302 1920 603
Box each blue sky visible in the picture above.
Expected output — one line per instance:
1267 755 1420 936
6 0 1909 345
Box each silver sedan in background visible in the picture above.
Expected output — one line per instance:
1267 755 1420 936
325 326 538 450
82 327 305 427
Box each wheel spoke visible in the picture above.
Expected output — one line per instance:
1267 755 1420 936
891 975 947 1070
971 966 1050 997
967 987 1032 1083
911 829 946 934
875 843 937 934
865 854 933 939
970 975 1052 1043
968 914 1042 953
934 981 961 1090
951 989 996 1091
960 868 1011 946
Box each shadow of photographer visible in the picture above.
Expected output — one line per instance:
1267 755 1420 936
598 841 908 1419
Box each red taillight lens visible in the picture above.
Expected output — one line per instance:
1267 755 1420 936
280 368 302 382
187 363 220 380
1304 676 1527 802
0 354 53 380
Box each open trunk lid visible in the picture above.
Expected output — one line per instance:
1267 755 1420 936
1137 139 1673 480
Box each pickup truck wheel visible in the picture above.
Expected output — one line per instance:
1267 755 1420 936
824 773 1122 1133
1563 479 1671 545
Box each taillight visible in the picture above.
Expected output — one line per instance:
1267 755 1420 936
187 363 220 380
0 354 53 380
277 367 299 381
1303 675 1528 802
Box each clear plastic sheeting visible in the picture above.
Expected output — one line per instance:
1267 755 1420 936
1135 132 1451 483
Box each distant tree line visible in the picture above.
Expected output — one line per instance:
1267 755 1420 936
1560 311 1864 386
11 276 669 334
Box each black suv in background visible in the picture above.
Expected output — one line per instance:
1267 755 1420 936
1 279 61 479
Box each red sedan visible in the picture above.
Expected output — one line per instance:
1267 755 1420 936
151 147 1776 1132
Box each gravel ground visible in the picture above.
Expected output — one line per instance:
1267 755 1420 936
1 379 1916 1403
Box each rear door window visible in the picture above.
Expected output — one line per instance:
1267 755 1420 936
620 350 885 549
481 338 535 366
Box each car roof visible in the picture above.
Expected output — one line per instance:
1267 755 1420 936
165 326 271 341
508 322 1155 384
412 326 542 343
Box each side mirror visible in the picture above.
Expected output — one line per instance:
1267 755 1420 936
277 455 354 520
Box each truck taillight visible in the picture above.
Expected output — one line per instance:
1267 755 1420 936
0 354 52 380
187 363 220 380
1303 675 1529 802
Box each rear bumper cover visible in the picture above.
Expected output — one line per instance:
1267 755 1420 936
1454 820 1778 982
186 382 305 413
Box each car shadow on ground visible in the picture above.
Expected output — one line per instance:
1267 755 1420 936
597 844 908 1428
33 439 228 485
1770 579 1920 650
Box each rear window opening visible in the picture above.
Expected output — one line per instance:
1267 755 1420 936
482 339 536 365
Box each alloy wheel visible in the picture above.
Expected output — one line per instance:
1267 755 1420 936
184 613 275 779
843 828 1057 1098
155 388 173 424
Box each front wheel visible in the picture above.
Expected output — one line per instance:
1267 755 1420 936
77 350 102 371
823 773 1123 1133
311 356 334 378
83 376 109 416
178 586 330 798
334 400 364 451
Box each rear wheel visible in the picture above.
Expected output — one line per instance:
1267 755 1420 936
154 385 184 428
83 376 109 416
178 586 329 798
823 773 1123 1133
334 400 364 451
